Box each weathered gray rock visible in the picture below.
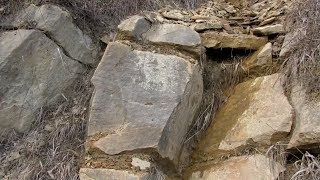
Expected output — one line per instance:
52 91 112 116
197 74 293 153
117 15 151 40
80 168 148 180
288 84 320 149
144 24 201 48
190 155 285 180
88 42 203 165
201 32 268 50
4 4 98 65
0 30 84 132
243 42 272 70
253 24 286 36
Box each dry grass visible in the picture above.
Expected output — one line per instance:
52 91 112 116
0 71 93 180
1 0 207 38
291 152 320 180
282 0 320 99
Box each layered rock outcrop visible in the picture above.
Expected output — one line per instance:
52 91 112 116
0 5 98 132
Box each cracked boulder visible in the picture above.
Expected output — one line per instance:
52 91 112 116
288 83 320 149
2 4 98 65
87 42 203 165
197 74 293 155
0 29 84 132
189 154 285 180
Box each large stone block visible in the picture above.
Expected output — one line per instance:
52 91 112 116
0 30 84 132
88 42 203 165
197 74 293 154
3 4 98 65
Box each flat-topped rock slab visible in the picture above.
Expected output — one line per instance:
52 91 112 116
88 42 203 164
201 32 268 50
144 24 201 47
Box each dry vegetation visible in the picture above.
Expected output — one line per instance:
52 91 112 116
282 0 320 99
0 71 93 179
1 0 207 37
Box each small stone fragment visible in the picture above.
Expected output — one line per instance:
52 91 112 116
131 158 151 170
117 15 151 40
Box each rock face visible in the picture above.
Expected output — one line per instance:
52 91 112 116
288 84 320 149
252 24 285 36
190 155 285 180
279 30 301 58
4 4 98 65
117 15 151 40
144 24 201 48
80 168 148 180
244 42 273 70
201 32 268 50
88 42 203 164
197 74 293 153
0 30 84 132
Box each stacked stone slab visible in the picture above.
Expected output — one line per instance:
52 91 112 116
81 15 203 179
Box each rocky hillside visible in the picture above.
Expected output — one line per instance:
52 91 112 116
0 0 319 179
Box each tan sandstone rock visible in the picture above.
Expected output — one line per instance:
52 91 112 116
244 42 273 70
197 74 293 154
201 32 268 50
88 42 203 165
190 154 285 180
253 24 286 36
288 84 320 149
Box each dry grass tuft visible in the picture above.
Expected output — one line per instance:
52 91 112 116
0 71 93 179
266 143 288 179
282 0 320 99
291 152 320 180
